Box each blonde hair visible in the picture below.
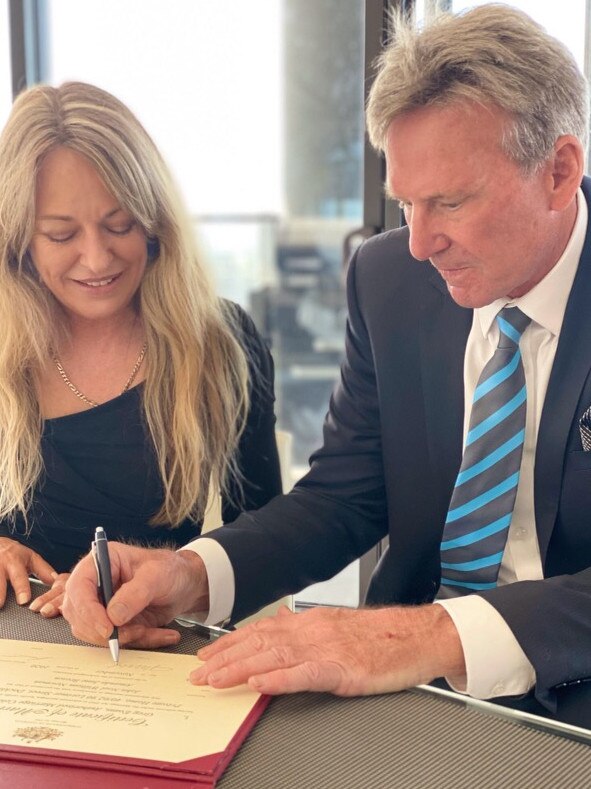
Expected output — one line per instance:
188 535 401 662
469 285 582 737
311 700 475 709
0 81 250 527
366 4 589 171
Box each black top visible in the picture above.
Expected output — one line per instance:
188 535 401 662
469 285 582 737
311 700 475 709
0 306 282 572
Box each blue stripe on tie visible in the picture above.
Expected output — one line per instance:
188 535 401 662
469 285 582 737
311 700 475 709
473 350 520 403
455 430 525 486
440 578 497 590
497 316 522 344
441 513 512 550
441 550 504 572
445 472 519 523
466 385 526 446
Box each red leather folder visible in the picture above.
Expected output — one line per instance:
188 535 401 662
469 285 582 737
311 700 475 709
0 693 270 787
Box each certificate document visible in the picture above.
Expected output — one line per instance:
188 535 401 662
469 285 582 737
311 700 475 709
0 638 268 783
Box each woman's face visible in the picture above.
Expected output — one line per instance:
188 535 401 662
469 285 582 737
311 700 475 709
29 146 148 325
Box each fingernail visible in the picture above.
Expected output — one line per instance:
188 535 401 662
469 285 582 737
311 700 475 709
109 602 128 623
190 667 206 683
98 624 112 640
17 593 29 605
51 571 58 579
208 669 226 686
40 603 55 616
29 599 41 612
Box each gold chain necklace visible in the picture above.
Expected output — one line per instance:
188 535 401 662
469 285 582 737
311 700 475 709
52 342 148 408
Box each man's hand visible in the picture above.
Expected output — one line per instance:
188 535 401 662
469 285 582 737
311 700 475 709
62 544 210 650
0 537 57 608
191 604 466 695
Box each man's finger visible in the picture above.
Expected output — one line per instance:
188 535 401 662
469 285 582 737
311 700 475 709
106 576 158 627
64 571 115 643
192 642 315 688
0 571 7 609
117 624 182 650
198 614 288 660
247 661 343 695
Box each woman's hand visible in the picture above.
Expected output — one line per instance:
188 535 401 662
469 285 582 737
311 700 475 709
0 537 57 607
29 572 70 618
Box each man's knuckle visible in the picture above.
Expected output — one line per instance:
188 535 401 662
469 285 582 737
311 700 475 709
269 645 291 667
248 632 267 651
302 660 323 681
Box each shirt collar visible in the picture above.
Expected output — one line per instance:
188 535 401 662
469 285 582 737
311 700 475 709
476 188 587 340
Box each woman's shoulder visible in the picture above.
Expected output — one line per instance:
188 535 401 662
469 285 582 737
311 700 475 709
220 299 275 398
220 298 256 333
220 299 267 355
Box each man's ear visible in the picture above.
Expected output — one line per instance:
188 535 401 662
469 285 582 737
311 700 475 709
547 135 585 211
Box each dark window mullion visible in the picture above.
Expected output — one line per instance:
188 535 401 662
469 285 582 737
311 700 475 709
9 0 47 99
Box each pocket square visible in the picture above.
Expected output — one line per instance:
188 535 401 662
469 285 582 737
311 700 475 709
579 406 591 451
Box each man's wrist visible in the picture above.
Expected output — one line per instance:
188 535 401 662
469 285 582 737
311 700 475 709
426 603 467 688
176 549 210 614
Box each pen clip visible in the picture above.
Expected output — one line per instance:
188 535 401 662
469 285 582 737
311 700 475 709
91 542 102 588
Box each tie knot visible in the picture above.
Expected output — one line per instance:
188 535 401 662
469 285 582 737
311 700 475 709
495 307 531 349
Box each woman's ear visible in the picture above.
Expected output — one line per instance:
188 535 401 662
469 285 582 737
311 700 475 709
147 237 160 262
20 250 38 277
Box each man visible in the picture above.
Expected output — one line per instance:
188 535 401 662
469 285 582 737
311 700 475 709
63 5 591 714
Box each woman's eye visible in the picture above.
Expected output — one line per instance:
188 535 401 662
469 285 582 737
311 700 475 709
106 222 135 236
47 233 75 244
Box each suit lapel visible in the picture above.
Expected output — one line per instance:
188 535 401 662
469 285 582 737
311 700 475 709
535 178 591 561
420 271 473 517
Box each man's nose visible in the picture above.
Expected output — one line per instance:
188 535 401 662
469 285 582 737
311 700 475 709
407 208 450 261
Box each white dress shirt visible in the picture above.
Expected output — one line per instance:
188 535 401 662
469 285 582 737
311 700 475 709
183 191 587 699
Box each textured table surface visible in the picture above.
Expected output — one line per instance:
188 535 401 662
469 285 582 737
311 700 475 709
2 586 591 788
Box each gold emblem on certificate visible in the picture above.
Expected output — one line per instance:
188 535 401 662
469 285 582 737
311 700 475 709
13 726 63 744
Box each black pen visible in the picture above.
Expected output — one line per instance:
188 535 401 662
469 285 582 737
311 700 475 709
91 527 120 664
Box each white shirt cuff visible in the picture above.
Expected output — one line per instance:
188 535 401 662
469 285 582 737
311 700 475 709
435 596 536 698
178 537 235 626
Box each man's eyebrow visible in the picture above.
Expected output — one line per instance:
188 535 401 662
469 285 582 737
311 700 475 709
384 183 398 201
384 188 466 204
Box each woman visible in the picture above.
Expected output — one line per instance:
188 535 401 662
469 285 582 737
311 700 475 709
0 81 281 615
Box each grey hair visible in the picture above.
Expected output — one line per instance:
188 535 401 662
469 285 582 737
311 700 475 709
366 4 589 171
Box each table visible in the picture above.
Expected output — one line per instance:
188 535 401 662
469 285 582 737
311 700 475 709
2 587 591 788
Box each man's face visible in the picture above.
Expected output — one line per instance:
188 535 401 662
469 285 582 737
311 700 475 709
385 102 574 308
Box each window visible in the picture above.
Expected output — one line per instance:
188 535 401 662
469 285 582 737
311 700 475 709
41 0 365 606
0 0 12 128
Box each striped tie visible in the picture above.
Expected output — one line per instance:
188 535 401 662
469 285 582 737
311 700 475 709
440 306 531 592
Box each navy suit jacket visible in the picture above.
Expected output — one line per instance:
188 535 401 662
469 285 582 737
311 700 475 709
210 176 591 711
